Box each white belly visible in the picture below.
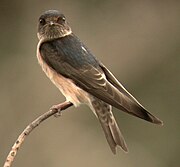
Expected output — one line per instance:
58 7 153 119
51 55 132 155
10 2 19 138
37 49 92 107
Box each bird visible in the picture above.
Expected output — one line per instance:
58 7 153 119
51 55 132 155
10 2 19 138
36 10 163 154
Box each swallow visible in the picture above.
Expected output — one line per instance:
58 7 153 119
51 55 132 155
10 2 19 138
37 10 163 154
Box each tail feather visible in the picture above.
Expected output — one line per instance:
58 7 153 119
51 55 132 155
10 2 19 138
99 120 117 154
91 99 128 154
109 120 128 152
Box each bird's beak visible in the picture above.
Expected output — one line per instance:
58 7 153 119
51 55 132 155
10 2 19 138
50 21 55 26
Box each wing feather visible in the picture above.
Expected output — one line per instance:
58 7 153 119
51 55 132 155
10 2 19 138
39 38 163 125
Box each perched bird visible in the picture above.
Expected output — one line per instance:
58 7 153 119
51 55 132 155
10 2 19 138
37 10 163 154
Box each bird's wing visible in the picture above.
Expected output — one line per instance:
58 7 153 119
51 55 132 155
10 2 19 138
99 63 163 125
39 40 163 125
99 63 144 107
64 62 162 124
57 62 134 112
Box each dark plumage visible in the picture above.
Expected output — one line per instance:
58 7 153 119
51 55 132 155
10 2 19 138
37 10 163 154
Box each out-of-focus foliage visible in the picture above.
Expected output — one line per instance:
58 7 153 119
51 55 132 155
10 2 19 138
0 0 179 167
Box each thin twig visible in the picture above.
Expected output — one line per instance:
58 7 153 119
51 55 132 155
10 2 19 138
3 101 73 167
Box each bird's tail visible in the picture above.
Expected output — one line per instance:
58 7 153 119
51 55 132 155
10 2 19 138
91 99 128 154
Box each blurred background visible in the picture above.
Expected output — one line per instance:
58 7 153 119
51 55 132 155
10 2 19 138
0 0 179 167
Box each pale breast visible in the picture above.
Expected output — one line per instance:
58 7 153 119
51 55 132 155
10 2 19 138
37 45 92 107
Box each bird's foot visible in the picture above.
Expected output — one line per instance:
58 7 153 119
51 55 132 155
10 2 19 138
50 101 73 117
50 104 63 117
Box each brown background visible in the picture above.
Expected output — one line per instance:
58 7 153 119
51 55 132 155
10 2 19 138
0 0 179 167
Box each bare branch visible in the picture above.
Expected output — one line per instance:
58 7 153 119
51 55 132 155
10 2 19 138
3 101 73 167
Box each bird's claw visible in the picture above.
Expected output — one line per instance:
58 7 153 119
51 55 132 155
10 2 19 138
50 104 62 117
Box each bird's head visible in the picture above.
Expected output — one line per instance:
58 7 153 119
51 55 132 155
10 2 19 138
37 10 72 41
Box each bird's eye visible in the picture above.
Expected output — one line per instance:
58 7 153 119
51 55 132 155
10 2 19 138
39 18 46 25
57 17 66 23
62 17 66 21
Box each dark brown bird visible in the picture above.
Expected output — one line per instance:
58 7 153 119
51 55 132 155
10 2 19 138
37 10 163 154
